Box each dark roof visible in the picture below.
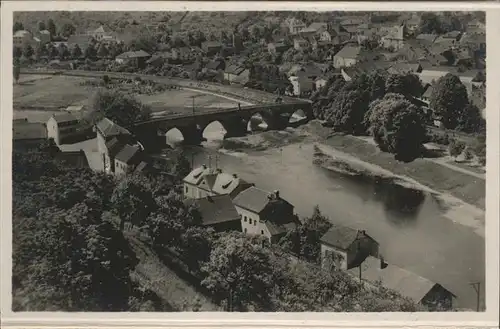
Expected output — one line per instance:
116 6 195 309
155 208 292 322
416 34 438 43
347 256 455 303
95 118 131 139
13 122 47 140
185 194 241 226
233 186 274 214
105 137 126 156
206 60 224 71
115 144 141 164
265 217 300 236
225 64 246 75
320 224 361 250
52 112 78 124
134 161 150 173
334 45 361 59
116 50 150 59
54 150 89 168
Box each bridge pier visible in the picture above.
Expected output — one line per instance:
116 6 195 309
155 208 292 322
223 118 248 139
180 124 205 145
267 112 291 130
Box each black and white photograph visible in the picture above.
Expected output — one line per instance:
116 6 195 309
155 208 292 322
1 2 498 323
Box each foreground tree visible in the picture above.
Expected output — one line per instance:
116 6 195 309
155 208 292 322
111 178 156 231
47 19 57 37
13 57 21 84
368 93 427 161
325 89 370 135
385 73 423 98
429 73 469 129
201 232 274 311
91 90 152 127
13 22 24 33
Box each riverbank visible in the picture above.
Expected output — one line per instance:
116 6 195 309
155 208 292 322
223 120 485 209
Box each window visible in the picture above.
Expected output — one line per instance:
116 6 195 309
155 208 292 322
244 228 247 233
244 216 247 222
249 218 252 224
261 230 264 235
254 221 256 226
185 186 188 193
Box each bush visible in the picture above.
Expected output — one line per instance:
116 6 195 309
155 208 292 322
448 139 466 157
463 147 474 161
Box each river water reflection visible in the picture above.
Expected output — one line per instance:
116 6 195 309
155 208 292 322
166 129 485 311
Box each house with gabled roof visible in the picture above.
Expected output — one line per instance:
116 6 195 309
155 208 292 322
333 45 362 68
115 50 151 68
183 165 220 199
114 144 143 175
348 256 455 310
320 225 379 271
211 172 254 199
224 64 250 85
46 112 80 145
184 194 242 232
233 187 300 243
94 117 133 173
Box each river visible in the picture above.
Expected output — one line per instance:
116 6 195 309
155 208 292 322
165 123 485 311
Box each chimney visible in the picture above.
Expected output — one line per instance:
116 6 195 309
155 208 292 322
274 190 280 199
217 168 222 173
232 173 238 178
202 164 207 169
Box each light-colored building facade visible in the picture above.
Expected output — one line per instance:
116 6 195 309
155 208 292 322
46 113 80 145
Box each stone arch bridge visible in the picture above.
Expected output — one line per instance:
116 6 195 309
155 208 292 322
129 101 313 150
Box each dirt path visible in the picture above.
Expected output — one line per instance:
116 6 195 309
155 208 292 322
353 135 485 181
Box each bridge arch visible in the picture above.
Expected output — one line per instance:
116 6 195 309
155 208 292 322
289 109 307 123
202 120 227 142
164 127 185 146
247 111 270 132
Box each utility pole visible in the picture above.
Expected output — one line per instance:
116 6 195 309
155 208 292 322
470 281 481 311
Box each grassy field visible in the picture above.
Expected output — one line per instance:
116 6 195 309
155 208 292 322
14 76 100 109
137 89 239 114
323 134 486 209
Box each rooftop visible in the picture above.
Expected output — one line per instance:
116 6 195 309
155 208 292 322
95 117 131 139
115 144 141 164
233 186 291 214
334 45 361 59
185 194 241 226
320 224 362 250
52 112 78 124
348 256 452 303
211 172 252 196
116 50 151 59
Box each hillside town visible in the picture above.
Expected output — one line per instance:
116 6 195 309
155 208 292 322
11 11 486 313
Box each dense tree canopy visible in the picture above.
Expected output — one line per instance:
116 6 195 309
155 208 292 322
429 73 469 130
368 93 427 161
91 90 152 127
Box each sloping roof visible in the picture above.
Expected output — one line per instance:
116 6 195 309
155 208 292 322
134 161 150 173
416 34 438 43
334 45 361 59
39 30 51 35
422 85 434 98
387 63 421 75
54 150 89 168
183 165 219 186
105 136 126 157
13 122 47 140
52 112 78 124
299 27 318 34
116 50 150 59
14 30 30 37
185 194 241 226
95 118 131 139
308 22 328 32
211 172 252 196
225 64 246 75
93 25 109 34
266 219 299 236
233 186 274 214
115 144 141 164
206 60 224 70
320 224 360 250
348 256 448 303
66 105 85 112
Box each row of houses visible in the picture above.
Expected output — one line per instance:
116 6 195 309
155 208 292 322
13 29 51 48
180 162 455 310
